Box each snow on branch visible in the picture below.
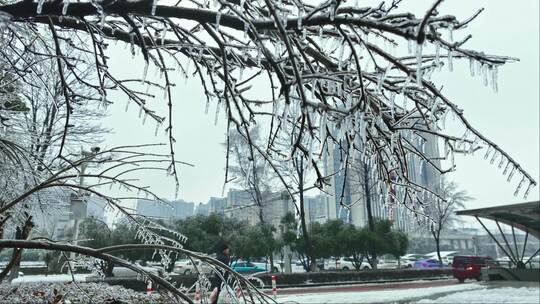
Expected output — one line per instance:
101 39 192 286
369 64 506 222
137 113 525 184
0 0 536 297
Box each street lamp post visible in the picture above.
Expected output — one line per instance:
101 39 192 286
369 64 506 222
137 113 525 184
69 147 100 265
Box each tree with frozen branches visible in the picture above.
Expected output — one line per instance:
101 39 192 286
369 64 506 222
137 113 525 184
0 0 536 201
424 177 471 266
9 58 109 168
0 0 537 302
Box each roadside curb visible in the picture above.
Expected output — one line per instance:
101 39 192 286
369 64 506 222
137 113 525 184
263 276 453 289
261 278 459 296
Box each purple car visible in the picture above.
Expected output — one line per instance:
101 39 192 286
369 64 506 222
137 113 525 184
414 258 442 268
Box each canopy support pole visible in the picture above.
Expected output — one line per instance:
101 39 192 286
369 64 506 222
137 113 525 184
495 220 519 263
475 216 517 265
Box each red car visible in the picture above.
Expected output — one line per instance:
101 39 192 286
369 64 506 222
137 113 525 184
452 255 494 283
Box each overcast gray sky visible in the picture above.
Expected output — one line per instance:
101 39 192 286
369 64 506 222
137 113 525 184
102 0 539 214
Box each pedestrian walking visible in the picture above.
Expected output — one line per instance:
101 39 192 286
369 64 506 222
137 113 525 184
209 243 231 304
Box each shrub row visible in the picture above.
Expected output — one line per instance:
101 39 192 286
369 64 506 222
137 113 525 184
254 268 452 287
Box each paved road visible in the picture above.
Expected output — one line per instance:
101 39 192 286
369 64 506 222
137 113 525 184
267 279 461 296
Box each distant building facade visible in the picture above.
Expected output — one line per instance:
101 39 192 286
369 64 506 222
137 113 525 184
304 195 330 225
208 197 227 215
223 189 294 227
86 195 107 222
408 228 479 254
135 198 194 221
195 202 210 216
262 192 295 228
323 133 441 233
224 189 258 225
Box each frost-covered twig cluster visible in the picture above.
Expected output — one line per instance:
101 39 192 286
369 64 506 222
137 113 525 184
1 0 534 207
0 239 276 303
0 281 170 303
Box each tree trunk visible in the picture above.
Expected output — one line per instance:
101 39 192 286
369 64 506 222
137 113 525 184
309 256 317 272
0 214 11 256
297 157 316 272
104 261 114 277
284 246 292 273
0 216 33 283
432 229 442 266
7 262 20 283
363 163 375 232
269 255 275 272
363 163 377 269
252 158 276 273
0 249 22 283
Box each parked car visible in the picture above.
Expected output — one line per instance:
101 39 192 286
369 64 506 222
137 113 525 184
399 254 424 268
267 261 283 273
290 259 324 271
291 260 306 272
325 258 338 270
377 256 399 269
173 259 212 275
443 252 460 266
414 258 443 268
112 265 164 277
422 251 459 266
251 262 280 273
452 255 494 283
523 256 540 268
334 257 371 270
495 256 540 269
495 256 513 268
317 259 325 271
231 261 266 273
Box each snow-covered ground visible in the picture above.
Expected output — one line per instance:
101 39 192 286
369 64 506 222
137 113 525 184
278 282 540 304
9 274 539 304
417 282 540 304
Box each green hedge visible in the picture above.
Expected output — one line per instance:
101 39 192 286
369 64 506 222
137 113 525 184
90 269 451 292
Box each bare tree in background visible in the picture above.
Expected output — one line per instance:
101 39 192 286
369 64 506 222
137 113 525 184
11 58 109 168
424 177 472 265
348 159 379 267
227 126 280 270
227 126 275 221
0 41 109 280
0 0 537 301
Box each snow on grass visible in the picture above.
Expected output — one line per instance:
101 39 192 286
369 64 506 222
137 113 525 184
0 281 169 303
278 282 484 303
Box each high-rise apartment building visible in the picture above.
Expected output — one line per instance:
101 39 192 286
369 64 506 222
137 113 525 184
224 189 294 227
135 198 194 221
323 133 441 233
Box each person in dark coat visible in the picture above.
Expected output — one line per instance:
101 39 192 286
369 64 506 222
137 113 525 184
210 243 231 304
